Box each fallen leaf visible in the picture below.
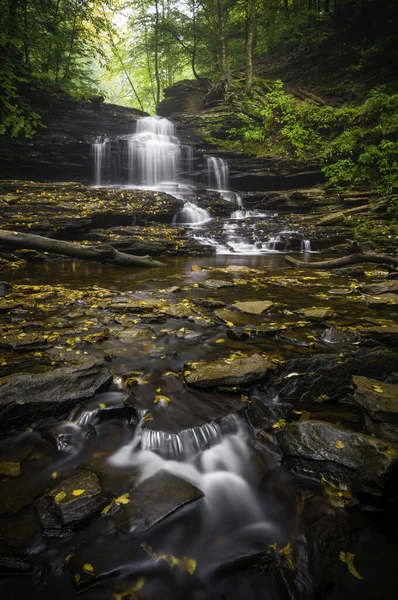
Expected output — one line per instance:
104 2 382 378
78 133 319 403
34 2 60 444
339 551 363 580
82 563 95 575
54 491 66 503
115 493 130 505
72 489 85 496
335 440 345 449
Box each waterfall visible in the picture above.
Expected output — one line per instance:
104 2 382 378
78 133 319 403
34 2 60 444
302 239 311 252
173 201 211 226
207 156 229 190
92 137 110 186
126 116 181 186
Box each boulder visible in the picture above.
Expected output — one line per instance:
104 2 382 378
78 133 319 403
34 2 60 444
184 354 275 387
232 300 274 315
361 325 398 348
280 420 397 496
296 308 336 321
0 357 112 432
37 469 108 537
353 376 398 441
115 470 203 533
360 281 398 295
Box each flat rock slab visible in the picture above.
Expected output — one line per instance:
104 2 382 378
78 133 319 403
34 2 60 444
296 308 336 321
353 376 398 424
280 420 397 480
361 325 398 347
199 279 234 290
360 281 398 295
0 357 112 432
116 470 203 533
366 294 398 308
232 300 274 315
37 469 108 537
184 354 275 387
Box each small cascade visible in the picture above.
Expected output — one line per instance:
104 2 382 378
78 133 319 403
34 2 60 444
173 201 211 226
207 156 229 190
302 239 312 252
126 116 181 186
92 137 110 186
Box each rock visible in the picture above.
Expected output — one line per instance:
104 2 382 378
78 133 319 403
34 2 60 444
331 266 365 277
317 211 345 225
0 282 12 297
278 348 398 403
192 298 226 309
0 357 112 432
115 327 154 342
116 470 203 533
280 420 397 495
184 354 275 387
360 281 398 295
199 279 235 290
296 307 336 321
232 300 274 315
160 302 196 318
353 376 398 441
37 469 108 537
361 325 398 347
366 293 398 307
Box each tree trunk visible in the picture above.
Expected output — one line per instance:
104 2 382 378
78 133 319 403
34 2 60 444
284 253 398 269
245 0 257 93
154 0 161 106
0 230 165 268
217 0 228 79
191 0 201 81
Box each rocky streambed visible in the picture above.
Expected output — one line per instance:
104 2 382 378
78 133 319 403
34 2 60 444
0 248 398 599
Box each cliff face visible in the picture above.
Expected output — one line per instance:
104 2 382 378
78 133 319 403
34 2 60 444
0 97 147 183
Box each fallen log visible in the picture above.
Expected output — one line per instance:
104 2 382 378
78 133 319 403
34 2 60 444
0 230 165 268
285 253 398 269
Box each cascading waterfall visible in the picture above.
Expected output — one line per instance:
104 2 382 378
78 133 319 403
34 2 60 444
92 137 110 186
91 116 312 251
207 156 229 190
108 412 279 548
126 116 181 186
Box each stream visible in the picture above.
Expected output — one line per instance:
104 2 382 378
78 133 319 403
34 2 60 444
0 117 397 600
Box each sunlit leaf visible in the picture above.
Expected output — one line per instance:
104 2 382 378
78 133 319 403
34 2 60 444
339 551 363 580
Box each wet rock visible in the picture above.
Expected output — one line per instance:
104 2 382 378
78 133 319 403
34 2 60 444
361 324 398 348
199 279 234 290
40 422 96 453
160 302 197 318
115 327 154 342
280 420 397 496
330 266 365 277
296 307 336 321
0 508 40 549
278 348 398 403
37 469 108 537
116 470 203 533
353 376 398 442
360 280 398 295
184 354 275 387
0 357 112 432
192 298 226 309
0 542 34 574
232 300 274 315
366 293 398 308
0 282 12 297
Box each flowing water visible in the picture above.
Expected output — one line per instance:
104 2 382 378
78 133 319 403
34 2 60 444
91 117 311 252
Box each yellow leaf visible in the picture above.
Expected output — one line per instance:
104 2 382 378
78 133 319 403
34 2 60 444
215 338 225 344
74 573 81 583
335 440 345 449
372 385 384 393
272 419 287 429
101 503 112 514
83 563 95 575
226 321 234 327
132 576 146 592
52 471 58 479
339 551 363 580
182 557 196 574
72 489 84 496
154 394 171 405
54 491 66 503
98 403 106 409
115 492 130 505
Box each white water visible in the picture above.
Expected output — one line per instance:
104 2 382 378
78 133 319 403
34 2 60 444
126 116 181 186
173 200 211 226
108 412 276 541
92 137 110 186
207 156 229 190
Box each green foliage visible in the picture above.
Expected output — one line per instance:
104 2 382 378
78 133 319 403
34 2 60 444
226 80 398 194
